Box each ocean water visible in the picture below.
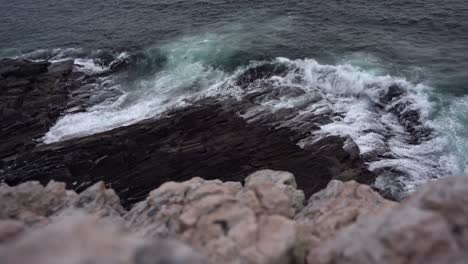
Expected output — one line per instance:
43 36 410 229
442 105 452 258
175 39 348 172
1 0 467 196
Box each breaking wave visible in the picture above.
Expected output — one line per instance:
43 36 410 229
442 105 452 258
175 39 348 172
33 34 467 198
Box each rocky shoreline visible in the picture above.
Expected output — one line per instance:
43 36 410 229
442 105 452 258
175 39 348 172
0 58 374 207
1 58 465 263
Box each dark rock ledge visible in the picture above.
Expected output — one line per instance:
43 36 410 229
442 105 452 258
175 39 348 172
0 59 374 208
0 58 75 159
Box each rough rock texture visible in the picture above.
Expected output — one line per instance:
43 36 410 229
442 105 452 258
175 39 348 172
0 180 124 226
0 170 303 264
245 170 306 213
295 180 397 261
0 214 207 264
0 59 75 159
126 175 298 264
0 181 76 225
0 59 375 208
1 99 373 208
2 170 468 264
309 176 468 264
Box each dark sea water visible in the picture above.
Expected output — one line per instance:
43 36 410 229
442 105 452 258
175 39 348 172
1 0 467 194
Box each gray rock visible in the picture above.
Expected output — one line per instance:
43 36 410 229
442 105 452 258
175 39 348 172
126 174 299 264
245 170 305 213
309 176 468 264
0 181 76 225
68 181 126 218
0 214 206 264
295 180 396 262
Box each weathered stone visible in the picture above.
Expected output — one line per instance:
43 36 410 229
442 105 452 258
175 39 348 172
2 172 467 264
125 173 299 264
245 170 305 213
0 181 76 225
0 180 129 227
238 181 294 218
294 180 396 262
68 181 126 218
0 214 206 264
405 176 468 248
308 176 468 264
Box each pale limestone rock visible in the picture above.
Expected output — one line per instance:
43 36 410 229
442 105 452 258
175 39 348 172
68 181 126 218
245 170 305 212
241 215 296 264
125 173 298 264
125 177 242 238
0 214 206 264
0 181 127 227
238 182 294 218
0 181 76 225
309 176 468 264
405 176 468 248
296 180 396 255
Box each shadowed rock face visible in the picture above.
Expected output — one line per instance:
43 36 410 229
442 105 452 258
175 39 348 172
1 99 373 208
0 59 75 159
0 59 375 208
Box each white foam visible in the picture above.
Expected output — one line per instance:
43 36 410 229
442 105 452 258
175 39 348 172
43 48 465 197
221 57 462 195
43 39 228 143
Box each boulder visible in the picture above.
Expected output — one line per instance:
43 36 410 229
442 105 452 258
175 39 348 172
295 180 396 262
67 181 126 219
0 181 126 226
0 181 76 225
125 171 300 264
308 176 468 264
244 170 305 213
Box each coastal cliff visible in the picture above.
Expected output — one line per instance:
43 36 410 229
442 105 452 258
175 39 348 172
1 59 465 263
0 59 374 206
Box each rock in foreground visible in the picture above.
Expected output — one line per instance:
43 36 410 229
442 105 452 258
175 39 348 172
1 170 467 264
1 99 373 208
0 59 75 159
0 59 375 208
309 176 468 264
0 214 206 264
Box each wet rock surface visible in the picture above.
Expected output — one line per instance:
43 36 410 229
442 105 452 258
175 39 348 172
1 59 456 264
0 61 374 206
0 59 437 204
0 59 76 160
1 101 372 208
